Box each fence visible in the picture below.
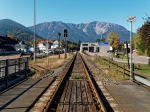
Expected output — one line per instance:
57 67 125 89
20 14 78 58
96 55 130 77
95 54 150 87
0 57 30 90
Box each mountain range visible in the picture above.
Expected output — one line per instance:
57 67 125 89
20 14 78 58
0 19 133 43
0 19 43 42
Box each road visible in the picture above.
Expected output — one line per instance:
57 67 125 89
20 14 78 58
85 51 149 64
0 53 48 60
113 53 149 64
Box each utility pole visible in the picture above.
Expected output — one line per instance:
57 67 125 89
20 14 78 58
47 38 49 63
34 0 36 63
58 33 61 59
127 16 136 81
64 29 68 58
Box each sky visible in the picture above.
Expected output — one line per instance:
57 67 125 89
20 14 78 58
0 0 150 32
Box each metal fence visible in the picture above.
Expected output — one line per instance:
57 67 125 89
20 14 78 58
0 57 29 90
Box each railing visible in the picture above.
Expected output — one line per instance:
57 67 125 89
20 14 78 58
97 55 130 77
95 54 150 87
0 57 30 90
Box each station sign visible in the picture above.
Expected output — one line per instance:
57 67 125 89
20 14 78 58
127 16 136 22
98 42 109 46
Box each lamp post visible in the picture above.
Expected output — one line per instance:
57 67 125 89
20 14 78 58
34 0 36 63
58 33 61 59
127 16 136 81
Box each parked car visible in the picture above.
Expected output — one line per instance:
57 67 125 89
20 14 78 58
106 50 113 53
43 49 54 54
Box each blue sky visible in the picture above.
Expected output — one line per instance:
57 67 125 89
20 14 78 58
0 0 150 32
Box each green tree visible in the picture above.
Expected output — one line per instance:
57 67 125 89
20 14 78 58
106 32 120 50
106 32 119 45
68 43 75 50
61 39 66 47
77 40 81 47
132 32 147 55
96 38 105 42
138 21 150 56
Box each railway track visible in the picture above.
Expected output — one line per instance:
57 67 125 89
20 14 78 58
30 52 107 112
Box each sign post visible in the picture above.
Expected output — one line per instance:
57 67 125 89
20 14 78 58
127 16 136 81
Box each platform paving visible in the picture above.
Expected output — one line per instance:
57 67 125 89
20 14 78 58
0 54 73 112
0 78 53 112
105 80 150 112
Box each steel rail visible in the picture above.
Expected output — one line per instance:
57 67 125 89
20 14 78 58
44 54 76 112
35 52 107 112
79 54 107 112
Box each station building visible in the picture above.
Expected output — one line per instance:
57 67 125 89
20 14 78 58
80 42 110 53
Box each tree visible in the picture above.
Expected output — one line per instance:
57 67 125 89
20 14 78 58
106 32 119 45
8 34 15 39
68 43 75 50
96 38 105 42
61 39 66 47
112 38 120 50
106 32 120 50
132 32 147 55
138 21 150 56
77 40 81 47
76 40 81 50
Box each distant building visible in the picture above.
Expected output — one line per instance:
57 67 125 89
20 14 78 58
15 40 27 52
0 35 18 54
38 40 53 51
51 40 62 49
80 42 109 53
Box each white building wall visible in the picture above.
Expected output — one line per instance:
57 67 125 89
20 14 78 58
80 42 109 53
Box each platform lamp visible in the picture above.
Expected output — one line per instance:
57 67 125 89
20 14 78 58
127 16 136 81
58 33 61 59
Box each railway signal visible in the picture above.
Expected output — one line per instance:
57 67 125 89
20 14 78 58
64 29 68 37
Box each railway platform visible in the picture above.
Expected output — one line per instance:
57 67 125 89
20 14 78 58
0 78 51 112
99 80 150 112
0 52 150 112
0 56 72 112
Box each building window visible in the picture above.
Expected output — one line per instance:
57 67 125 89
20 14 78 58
82 44 88 46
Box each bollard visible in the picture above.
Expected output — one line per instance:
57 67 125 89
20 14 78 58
132 63 135 81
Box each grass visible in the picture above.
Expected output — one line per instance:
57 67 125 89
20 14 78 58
98 57 150 81
117 61 150 80
112 52 128 59
71 74 86 79
134 64 150 80
29 53 73 78
92 57 130 81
